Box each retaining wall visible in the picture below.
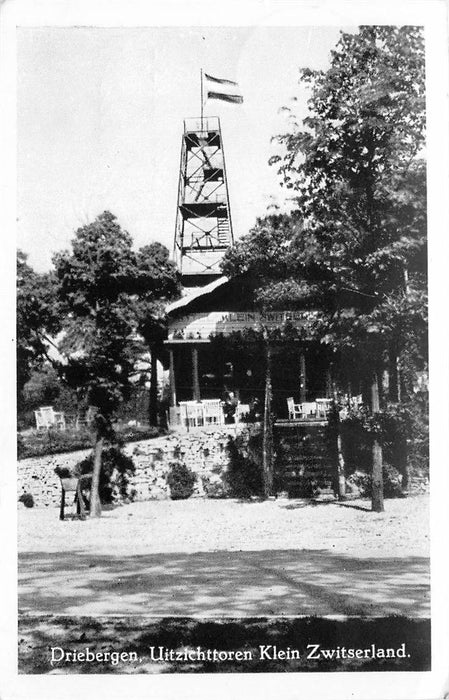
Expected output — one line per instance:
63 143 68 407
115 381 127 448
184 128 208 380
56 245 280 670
17 425 254 508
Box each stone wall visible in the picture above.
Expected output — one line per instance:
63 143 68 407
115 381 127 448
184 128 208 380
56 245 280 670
17 425 254 508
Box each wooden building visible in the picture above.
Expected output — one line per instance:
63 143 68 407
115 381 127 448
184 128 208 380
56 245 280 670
164 274 336 429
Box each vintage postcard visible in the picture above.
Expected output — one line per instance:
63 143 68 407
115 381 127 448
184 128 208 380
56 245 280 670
1 0 449 698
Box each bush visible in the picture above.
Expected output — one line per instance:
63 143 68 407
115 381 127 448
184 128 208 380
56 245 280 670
17 433 26 460
167 461 196 500
340 400 429 485
17 424 164 459
55 447 136 504
18 428 94 459
201 473 229 498
225 432 263 499
75 447 136 504
346 464 404 499
18 492 34 508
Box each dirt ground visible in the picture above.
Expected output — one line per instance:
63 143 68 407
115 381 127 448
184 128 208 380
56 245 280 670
18 493 430 557
18 495 430 618
17 495 430 674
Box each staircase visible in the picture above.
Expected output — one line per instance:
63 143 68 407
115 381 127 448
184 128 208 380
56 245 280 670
217 217 230 245
274 423 336 499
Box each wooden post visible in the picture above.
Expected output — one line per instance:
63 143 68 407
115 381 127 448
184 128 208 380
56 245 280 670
59 488 65 521
169 348 177 407
263 341 274 498
299 352 307 403
149 344 158 427
192 346 200 401
371 373 384 512
329 403 346 500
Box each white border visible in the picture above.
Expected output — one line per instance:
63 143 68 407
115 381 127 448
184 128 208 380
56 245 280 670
2 1 448 699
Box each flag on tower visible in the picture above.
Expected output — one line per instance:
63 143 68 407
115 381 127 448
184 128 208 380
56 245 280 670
204 73 243 104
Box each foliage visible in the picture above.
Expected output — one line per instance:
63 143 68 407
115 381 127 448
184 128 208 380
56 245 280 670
225 432 264 499
340 396 428 480
346 463 404 499
18 492 34 508
166 461 196 500
223 26 427 387
74 447 136 504
18 364 80 430
54 447 135 503
17 424 162 460
52 211 179 515
201 473 230 499
18 427 94 459
53 212 179 425
16 251 61 403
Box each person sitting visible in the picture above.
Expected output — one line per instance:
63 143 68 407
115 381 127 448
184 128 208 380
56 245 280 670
222 387 238 424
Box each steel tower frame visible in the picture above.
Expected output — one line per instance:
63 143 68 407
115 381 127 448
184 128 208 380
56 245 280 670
173 116 234 283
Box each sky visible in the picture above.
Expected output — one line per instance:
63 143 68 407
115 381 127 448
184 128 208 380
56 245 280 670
17 25 352 272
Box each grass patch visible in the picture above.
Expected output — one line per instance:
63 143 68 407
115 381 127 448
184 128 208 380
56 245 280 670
18 425 164 459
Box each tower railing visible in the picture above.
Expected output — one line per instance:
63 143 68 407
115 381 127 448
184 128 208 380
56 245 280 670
184 116 220 133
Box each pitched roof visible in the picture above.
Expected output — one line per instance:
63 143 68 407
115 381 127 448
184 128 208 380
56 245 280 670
166 276 229 315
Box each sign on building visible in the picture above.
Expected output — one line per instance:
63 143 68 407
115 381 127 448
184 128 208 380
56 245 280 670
168 310 319 340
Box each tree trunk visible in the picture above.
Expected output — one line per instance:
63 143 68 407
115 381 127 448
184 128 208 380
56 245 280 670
330 400 346 500
395 436 409 492
90 432 104 518
371 373 384 512
336 430 346 500
389 350 399 403
149 345 158 427
262 342 274 498
299 352 307 403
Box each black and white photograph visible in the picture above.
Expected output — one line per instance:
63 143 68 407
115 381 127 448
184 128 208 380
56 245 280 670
2 1 449 698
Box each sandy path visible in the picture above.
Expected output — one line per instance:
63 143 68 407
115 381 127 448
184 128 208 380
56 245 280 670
18 496 430 618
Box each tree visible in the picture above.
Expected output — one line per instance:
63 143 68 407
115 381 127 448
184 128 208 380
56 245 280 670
53 211 179 517
270 25 426 379
16 250 60 410
224 26 427 511
134 243 180 426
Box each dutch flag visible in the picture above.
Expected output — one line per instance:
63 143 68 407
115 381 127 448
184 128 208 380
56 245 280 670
204 73 243 104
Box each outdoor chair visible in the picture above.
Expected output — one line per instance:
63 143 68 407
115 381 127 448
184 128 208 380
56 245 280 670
287 397 303 421
202 399 225 426
34 409 49 430
179 401 204 428
315 398 333 419
234 402 250 424
59 473 92 520
75 406 96 430
300 401 317 419
34 406 66 431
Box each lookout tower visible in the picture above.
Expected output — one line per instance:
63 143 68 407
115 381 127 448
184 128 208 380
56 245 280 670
173 116 234 287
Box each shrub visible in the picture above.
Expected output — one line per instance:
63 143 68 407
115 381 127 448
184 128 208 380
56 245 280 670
75 447 136 504
201 473 229 498
346 464 404 499
18 427 94 459
17 424 164 459
55 447 136 504
167 461 196 500
17 433 26 460
340 400 429 485
18 492 34 508
225 432 263 499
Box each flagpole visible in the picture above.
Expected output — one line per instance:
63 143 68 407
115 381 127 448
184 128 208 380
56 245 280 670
200 68 204 130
